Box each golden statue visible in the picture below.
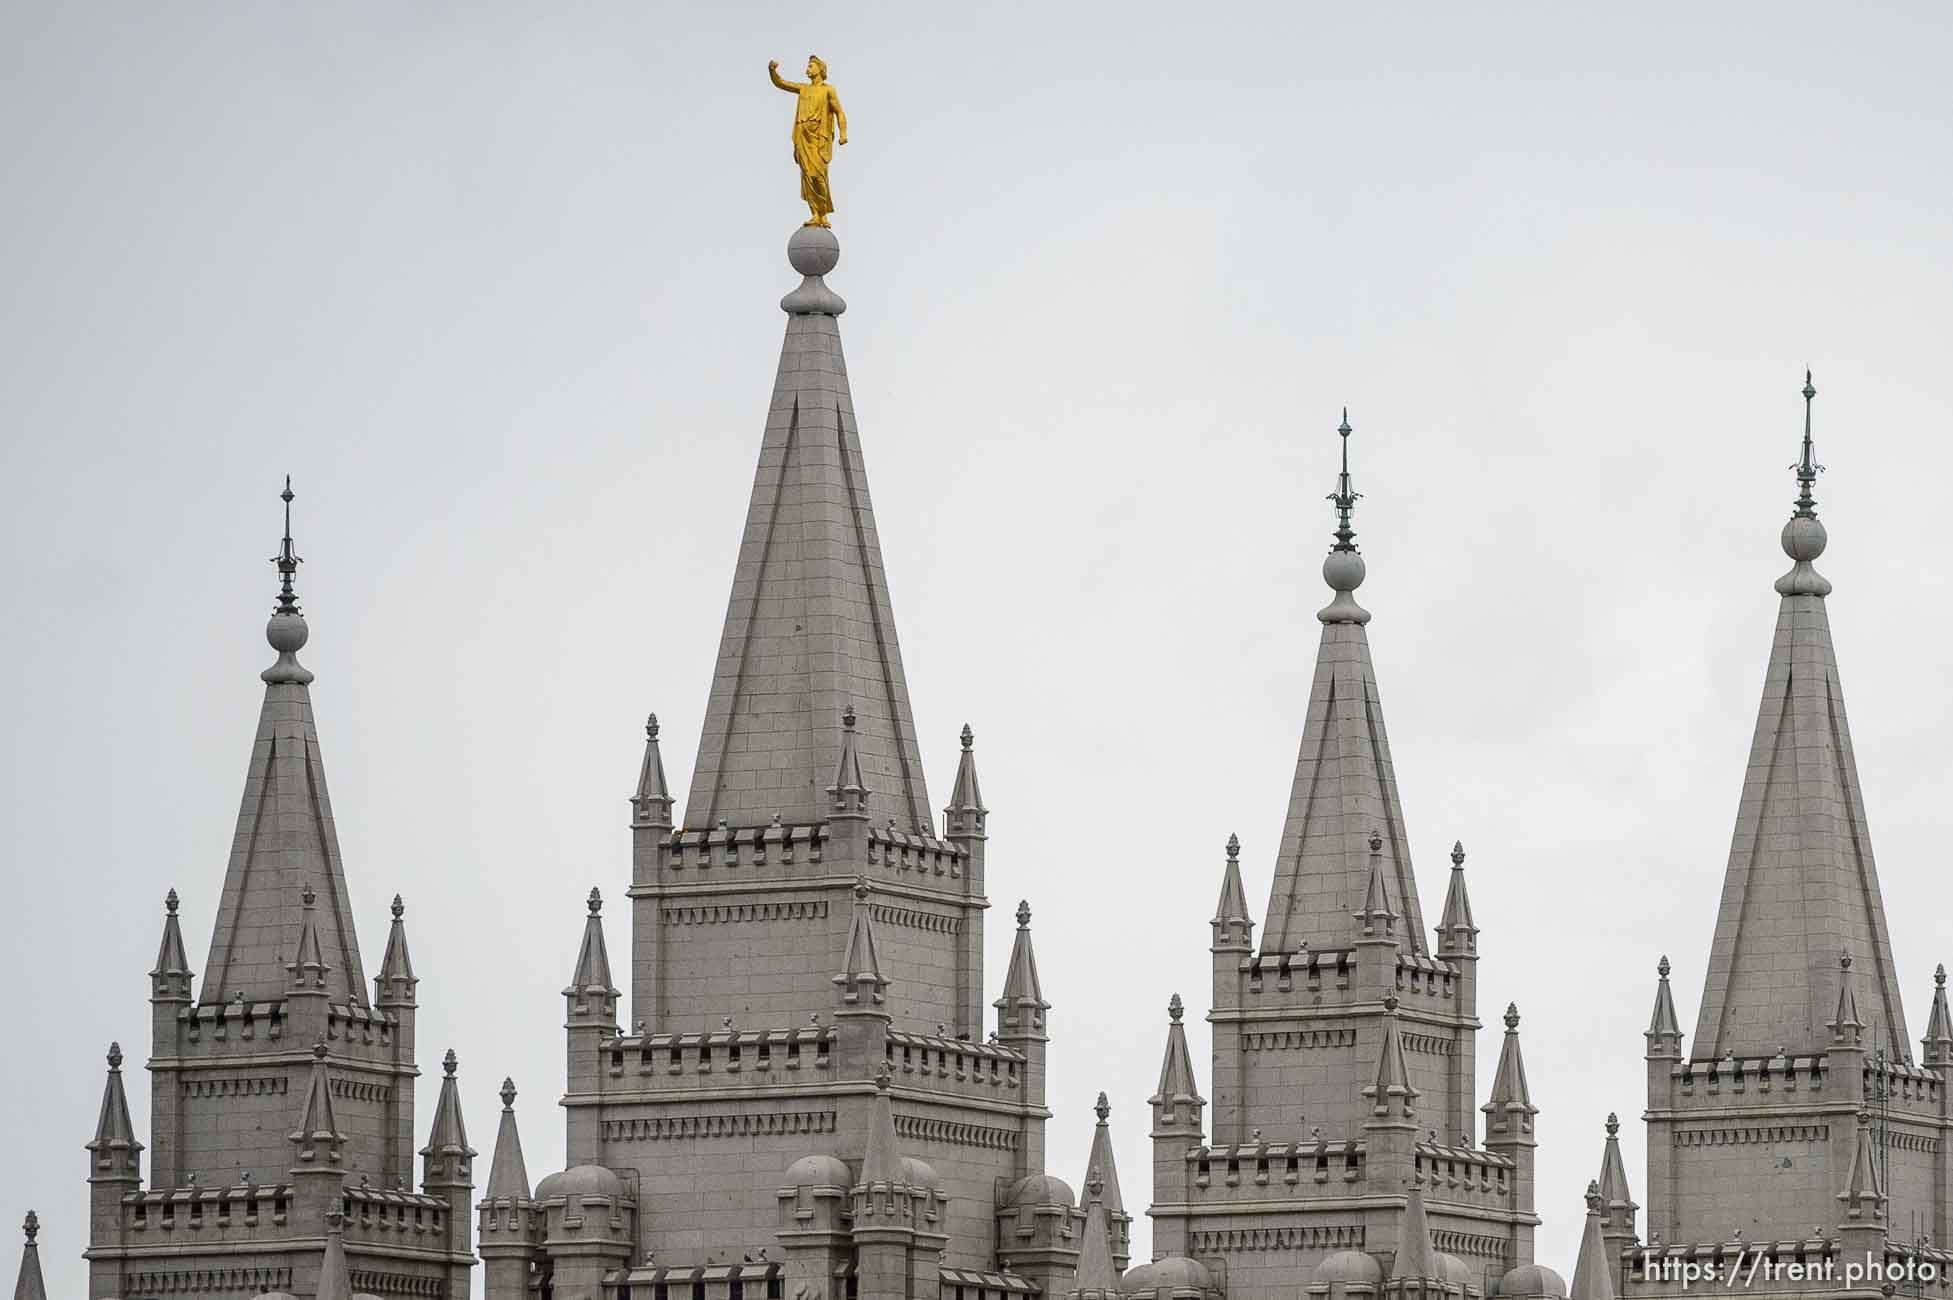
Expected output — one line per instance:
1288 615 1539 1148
768 55 847 227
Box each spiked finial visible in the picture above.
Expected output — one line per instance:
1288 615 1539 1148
500 1077 517 1109
273 475 302 615
1329 409 1360 553
1794 370 1823 518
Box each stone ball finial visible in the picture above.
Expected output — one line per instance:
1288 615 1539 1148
1451 841 1466 866
1168 993 1185 1022
1322 548 1367 594
960 722 974 750
443 1048 458 1077
1605 1112 1619 1137
500 1077 517 1109
266 609 311 655
390 894 404 920
1016 899 1032 928
108 1041 123 1069
165 887 180 914
787 225 841 278
1095 1091 1111 1122
1658 954 1672 978
1504 1003 1521 1030
1781 513 1828 563
646 712 660 740
587 887 603 915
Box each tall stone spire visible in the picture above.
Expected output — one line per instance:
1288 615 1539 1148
685 228 932 833
1262 412 1428 956
1080 1092 1131 1272
200 479 369 1006
12 1211 45 1300
1692 375 1909 1060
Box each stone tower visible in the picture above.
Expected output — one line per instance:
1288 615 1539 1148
492 226 1073 1300
81 485 476 1300
1137 415 1547 1300
1588 375 1953 1299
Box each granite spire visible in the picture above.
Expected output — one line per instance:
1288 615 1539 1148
1262 412 1428 956
12 1212 45 1300
685 229 932 834
200 480 369 1007
1692 375 1908 1060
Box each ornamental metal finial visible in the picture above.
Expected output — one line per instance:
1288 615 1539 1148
1793 370 1824 519
273 475 302 615
1328 408 1361 553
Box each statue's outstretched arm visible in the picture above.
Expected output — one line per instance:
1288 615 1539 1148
768 62 801 92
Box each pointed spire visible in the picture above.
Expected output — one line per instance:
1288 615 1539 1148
316 1208 354 1300
686 233 933 833
87 1042 143 1182
1482 1003 1537 1140
12 1211 46 1300
420 1048 475 1188
1693 390 1908 1058
287 881 329 992
860 1062 904 1187
1923 964 1953 1066
1363 993 1418 1120
375 893 417 1006
1318 408 1372 626
1081 1091 1128 1270
1071 1170 1119 1297
1596 1113 1639 1245
202 487 369 1006
1354 829 1398 939
1570 1182 1618 1300
565 888 619 1024
149 887 193 1002
1828 950 1865 1047
826 705 871 820
1392 1178 1441 1282
632 712 675 829
833 878 888 1007
1211 833 1253 951
290 1038 346 1166
1150 994 1202 1111
1435 840 1478 957
1262 417 1424 957
1838 1109 1886 1221
943 723 987 838
1645 955 1682 1057
993 900 1049 1037
485 1078 532 1201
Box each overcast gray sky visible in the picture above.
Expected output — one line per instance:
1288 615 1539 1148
5 3 1953 1296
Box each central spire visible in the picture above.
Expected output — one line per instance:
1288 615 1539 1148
684 230 932 832
1262 411 1424 955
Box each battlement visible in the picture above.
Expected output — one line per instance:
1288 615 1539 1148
1179 1139 1514 1211
655 823 967 881
1231 948 1467 1015
884 1031 1025 1102
605 1026 837 1088
114 1182 451 1242
1663 1053 1942 1116
173 998 401 1056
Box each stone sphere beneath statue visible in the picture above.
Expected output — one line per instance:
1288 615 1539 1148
1781 514 1827 562
788 226 840 277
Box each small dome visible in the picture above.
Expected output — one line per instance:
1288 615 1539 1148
1003 1172 1075 1209
1498 1263 1568 1299
1313 1251 1383 1286
535 1164 625 1202
1437 1253 1474 1288
1122 1255 1217 1296
900 1155 941 1193
784 1153 852 1190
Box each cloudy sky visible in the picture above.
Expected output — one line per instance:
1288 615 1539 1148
4 3 1952 1295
